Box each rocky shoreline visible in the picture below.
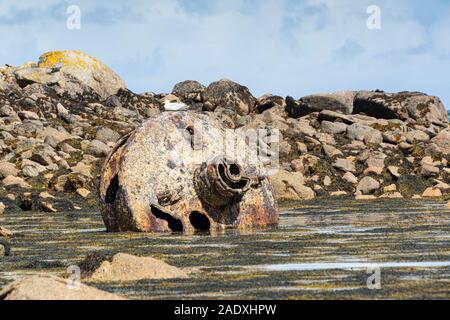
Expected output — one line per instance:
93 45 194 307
0 50 450 217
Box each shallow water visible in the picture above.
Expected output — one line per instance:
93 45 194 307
0 198 449 299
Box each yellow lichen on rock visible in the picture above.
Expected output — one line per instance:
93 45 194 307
37 50 126 98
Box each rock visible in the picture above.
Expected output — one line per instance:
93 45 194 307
95 127 121 144
330 191 347 196
320 120 347 134
429 129 450 154
355 195 377 200
323 176 332 187
0 202 5 214
379 192 403 199
388 166 400 178
270 170 315 201
343 172 358 184
322 144 343 158
299 91 356 114
420 164 439 178
0 162 19 179
40 201 57 213
37 50 126 99
347 123 382 144
422 187 442 198
354 91 448 126
383 184 398 193
0 275 125 300
2 176 31 188
406 130 429 143
30 145 56 166
81 253 188 282
447 200 450 209
364 152 386 175
398 142 413 153
0 226 13 237
203 79 256 115
333 158 356 173
172 80 205 102
18 110 40 120
76 188 91 198
357 176 380 195
85 140 110 157
22 165 39 177
255 94 285 113
318 110 354 124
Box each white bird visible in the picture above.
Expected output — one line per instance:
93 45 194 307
164 100 189 111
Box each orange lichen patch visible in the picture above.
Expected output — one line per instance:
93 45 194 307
38 50 99 70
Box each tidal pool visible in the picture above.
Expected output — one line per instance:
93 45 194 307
0 198 449 299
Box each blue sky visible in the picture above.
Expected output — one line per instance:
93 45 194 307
0 0 449 109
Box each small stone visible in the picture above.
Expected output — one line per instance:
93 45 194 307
383 184 397 193
320 121 347 134
95 127 121 144
6 194 15 201
398 142 413 153
0 202 5 214
323 144 343 158
333 158 356 173
0 162 19 179
355 195 377 200
18 110 40 120
85 140 110 157
357 176 380 195
22 165 39 177
420 164 439 178
323 176 332 187
388 166 400 178
447 200 450 209
379 192 403 199
0 226 13 237
295 142 308 154
330 191 347 196
40 201 57 213
76 188 91 198
2 176 31 188
422 187 442 198
343 172 358 184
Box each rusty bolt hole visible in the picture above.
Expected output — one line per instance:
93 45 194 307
189 211 211 232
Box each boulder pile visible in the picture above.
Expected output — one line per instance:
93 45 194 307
1 50 449 213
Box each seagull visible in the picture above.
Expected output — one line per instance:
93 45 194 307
164 100 189 112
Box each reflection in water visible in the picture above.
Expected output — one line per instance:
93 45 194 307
0 198 449 299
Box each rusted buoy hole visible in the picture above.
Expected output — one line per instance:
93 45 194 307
150 205 183 232
189 211 211 231
218 163 249 190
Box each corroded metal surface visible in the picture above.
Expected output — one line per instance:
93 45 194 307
99 112 278 233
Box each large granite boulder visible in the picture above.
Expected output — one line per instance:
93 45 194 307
203 79 256 115
0 275 125 300
14 50 126 99
354 91 448 127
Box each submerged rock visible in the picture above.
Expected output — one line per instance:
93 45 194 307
99 112 278 233
0 275 125 300
80 253 188 282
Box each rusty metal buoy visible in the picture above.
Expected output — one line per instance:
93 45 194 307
99 112 278 233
